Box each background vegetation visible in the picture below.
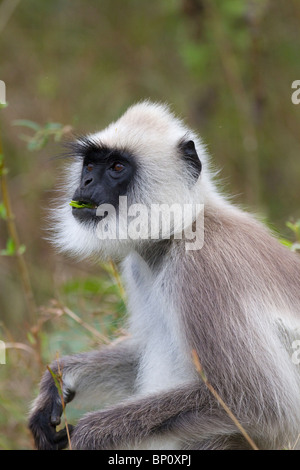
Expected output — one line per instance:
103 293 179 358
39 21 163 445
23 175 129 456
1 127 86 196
0 0 300 449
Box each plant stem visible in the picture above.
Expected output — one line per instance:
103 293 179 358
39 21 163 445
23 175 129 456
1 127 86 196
62 305 110 344
108 259 126 303
0 123 37 326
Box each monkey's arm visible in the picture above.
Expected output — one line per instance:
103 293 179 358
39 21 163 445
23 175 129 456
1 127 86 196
28 338 139 450
70 384 237 450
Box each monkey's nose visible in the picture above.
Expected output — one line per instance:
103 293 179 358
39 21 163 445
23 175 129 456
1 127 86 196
82 176 93 188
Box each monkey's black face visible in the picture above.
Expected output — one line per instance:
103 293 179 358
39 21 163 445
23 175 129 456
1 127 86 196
71 141 136 224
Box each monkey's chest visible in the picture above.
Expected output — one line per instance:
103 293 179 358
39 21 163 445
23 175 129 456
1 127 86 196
129 283 193 395
125 253 194 394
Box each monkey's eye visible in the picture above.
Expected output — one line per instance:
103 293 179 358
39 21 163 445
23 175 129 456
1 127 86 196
86 163 94 172
110 162 125 172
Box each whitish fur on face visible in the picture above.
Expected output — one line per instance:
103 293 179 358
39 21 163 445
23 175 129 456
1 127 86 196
49 101 221 261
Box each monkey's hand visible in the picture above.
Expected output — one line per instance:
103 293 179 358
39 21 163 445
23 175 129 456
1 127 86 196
28 365 75 450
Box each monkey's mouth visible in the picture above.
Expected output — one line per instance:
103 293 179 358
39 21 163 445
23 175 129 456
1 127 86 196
70 200 98 210
70 199 101 223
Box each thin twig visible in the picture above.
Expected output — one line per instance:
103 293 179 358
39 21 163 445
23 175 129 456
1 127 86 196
191 349 259 450
108 259 127 303
62 305 110 344
46 300 110 344
292 433 300 450
47 356 73 450
55 354 72 450
0 121 37 326
5 341 35 355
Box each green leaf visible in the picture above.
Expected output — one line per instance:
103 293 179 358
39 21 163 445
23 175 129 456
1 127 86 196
69 200 96 209
44 122 62 131
27 137 46 151
13 119 41 131
27 331 36 345
0 238 16 256
0 202 7 219
286 220 300 242
286 221 296 231
47 366 63 398
0 239 25 256
279 238 293 248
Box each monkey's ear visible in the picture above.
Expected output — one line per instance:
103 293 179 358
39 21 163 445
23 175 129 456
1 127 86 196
178 139 202 185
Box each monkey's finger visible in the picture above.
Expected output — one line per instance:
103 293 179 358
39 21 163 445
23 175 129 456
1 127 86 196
50 400 63 426
53 425 75 450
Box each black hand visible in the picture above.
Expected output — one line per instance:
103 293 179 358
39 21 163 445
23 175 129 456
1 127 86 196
29 369 75 450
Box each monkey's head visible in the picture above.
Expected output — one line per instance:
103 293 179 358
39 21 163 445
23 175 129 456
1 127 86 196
51 101 212 260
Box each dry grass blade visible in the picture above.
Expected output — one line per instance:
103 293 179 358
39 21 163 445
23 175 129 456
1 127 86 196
44 300 111 344
55 354 72 450
62 305 110 344
5 342 35 355
191 349 259 451
0 130 37 325
108 259 127 303
292 433 300 450
47 354 73 450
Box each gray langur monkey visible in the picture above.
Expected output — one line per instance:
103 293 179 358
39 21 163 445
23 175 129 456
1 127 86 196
29 101 300 450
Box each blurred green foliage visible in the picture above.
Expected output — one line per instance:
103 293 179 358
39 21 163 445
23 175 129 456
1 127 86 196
280 219 300 251
13 120 71 151
0 0 300 449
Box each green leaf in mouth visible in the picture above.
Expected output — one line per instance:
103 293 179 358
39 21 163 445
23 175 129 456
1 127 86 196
69 200 97 209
